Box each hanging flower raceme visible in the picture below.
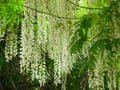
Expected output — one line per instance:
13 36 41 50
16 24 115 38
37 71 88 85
20 0 35 74
20 0 76 87
5 31 17 62
0 17 5 41
35 0 48 86
47 0 76 85
20 0 47 86
88 50 104 89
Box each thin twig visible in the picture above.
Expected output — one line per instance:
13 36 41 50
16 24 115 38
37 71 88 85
4 2 81 20
66 0 103 10
10 78 17 90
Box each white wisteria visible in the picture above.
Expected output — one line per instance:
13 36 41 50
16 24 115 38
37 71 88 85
20 0 76 87
47 0 76 86
20 0 48 86
5 31 17 62
88 50 104 89
0 17 5 41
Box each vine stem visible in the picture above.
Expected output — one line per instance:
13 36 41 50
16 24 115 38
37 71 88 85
1 2 81 20
66 0 103 10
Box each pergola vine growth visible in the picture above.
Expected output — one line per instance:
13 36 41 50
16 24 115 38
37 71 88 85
0 0 120 90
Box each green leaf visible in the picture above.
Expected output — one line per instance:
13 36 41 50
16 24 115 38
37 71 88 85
90 39 109 53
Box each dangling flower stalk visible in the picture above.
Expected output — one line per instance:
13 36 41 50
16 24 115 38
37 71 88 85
20 0 76 87
20 0 35 74
20 0 48 86
5 31 17 62
0 17 5 41
35 0 48 86
47 0 76 87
